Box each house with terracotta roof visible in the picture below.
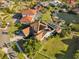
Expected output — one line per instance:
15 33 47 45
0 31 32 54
13 9 38 23
22 21 53 41
19 9 38 23
21 9 37 16
20 16 33 23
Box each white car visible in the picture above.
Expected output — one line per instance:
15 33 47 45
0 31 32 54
49 0 61 6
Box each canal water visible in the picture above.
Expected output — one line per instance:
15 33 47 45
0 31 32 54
57 12 79 24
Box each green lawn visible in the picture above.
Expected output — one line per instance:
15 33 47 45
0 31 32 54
33 37 68 59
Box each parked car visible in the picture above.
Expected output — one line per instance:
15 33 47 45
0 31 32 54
49 0 61 7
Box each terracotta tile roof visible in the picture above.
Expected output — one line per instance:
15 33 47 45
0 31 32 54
21 9 37 15
20 16 33 23
22 27 30 36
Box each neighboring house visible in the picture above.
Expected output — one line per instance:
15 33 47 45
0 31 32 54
21 9 37 22
22 21 53 41
13 9 38 23
13 9 37 23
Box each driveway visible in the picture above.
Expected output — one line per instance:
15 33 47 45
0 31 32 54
0 29 10 47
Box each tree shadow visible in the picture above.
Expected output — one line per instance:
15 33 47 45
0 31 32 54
17 39 26 51
55 36 79 59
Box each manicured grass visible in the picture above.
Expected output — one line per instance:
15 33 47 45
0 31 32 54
33 37 68 59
